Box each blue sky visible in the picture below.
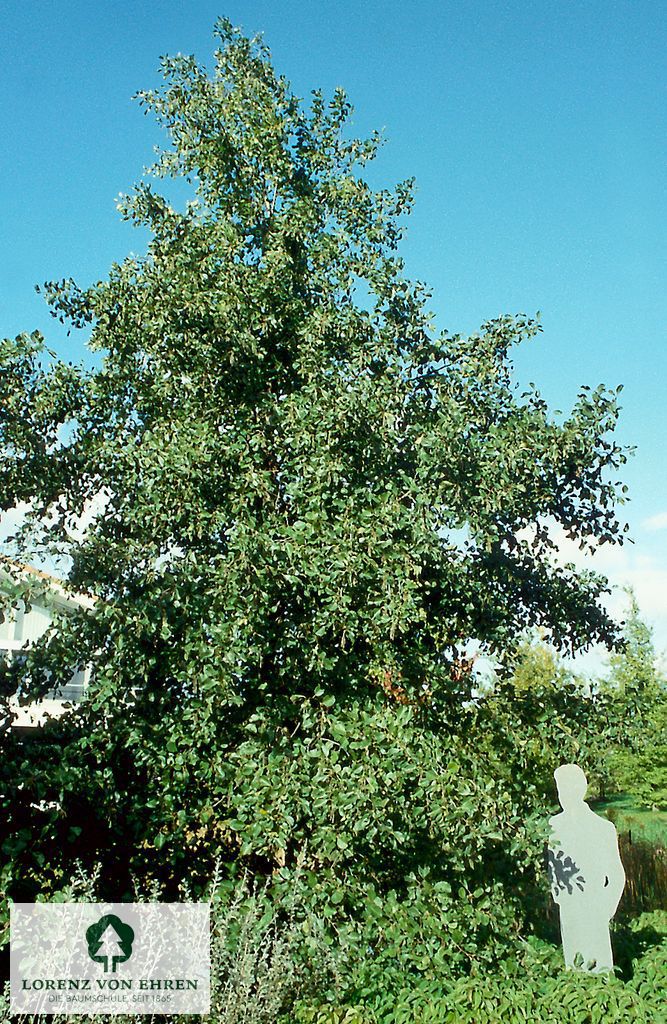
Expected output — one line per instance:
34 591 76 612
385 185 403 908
2 1 666 663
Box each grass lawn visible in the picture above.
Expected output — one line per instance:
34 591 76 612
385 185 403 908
595 794 667 848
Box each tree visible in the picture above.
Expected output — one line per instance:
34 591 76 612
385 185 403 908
600 596 667 808
509 637 573 695
0 20 631 979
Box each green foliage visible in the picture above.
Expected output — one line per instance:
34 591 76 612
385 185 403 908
607 595 660 695
509 638 573 695
2 871 664 1024
0 16 634 979
290 914 667 1024
608 695 667 810
597 597 667 808
0 866 326 1024
598 797 667 848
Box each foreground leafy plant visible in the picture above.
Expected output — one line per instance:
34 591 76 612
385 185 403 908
291 913 667 1024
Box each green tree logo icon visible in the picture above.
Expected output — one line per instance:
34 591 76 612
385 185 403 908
86 914 135 973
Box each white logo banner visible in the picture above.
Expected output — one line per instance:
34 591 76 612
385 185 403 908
11 902 210 1015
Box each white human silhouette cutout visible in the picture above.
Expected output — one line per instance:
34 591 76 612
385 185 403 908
548 763 625 972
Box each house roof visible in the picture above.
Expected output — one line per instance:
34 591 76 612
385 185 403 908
0 557 97 610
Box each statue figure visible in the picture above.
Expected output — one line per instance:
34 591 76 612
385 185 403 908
547 763 625 972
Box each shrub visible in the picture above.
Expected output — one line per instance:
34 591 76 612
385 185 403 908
290 913 667 1024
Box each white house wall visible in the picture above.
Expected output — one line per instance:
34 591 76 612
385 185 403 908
1 563 95 728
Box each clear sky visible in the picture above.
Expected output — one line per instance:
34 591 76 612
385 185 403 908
2 1 666 663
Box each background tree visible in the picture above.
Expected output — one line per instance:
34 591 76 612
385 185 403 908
1 19 632 982
509 637 574 695
598 596 667 808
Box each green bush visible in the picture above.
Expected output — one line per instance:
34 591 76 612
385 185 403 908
2 871 664 1024
290 914 667 1024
